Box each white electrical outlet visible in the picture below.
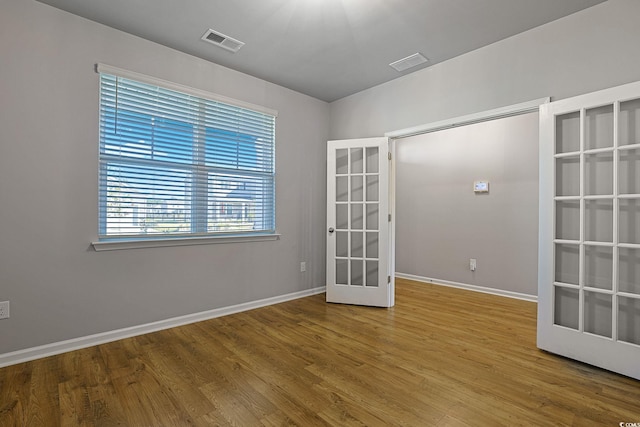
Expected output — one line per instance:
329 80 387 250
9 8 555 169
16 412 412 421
0 301 9 319
300 262 306 272
470 259 477 272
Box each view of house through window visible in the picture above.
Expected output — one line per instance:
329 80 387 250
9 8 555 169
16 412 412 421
98 68 276 239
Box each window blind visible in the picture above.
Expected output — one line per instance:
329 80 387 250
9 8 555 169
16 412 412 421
98 68 276 239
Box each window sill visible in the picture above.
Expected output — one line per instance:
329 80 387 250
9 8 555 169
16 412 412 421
91 233 281 252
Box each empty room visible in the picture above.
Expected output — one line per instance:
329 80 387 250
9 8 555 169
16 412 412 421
1 0 640 425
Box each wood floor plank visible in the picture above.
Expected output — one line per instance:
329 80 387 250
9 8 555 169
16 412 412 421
0 363 32 427
23 358 60 427
1 278 639 426
198 323 333 425
109 355 193 426
139 346 215 420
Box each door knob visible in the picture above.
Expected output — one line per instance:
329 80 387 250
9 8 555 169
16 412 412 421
328 227 335 233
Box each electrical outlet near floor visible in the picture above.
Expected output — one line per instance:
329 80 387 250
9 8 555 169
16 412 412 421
0 301 9 319
470 259 477 272
300 262 306 272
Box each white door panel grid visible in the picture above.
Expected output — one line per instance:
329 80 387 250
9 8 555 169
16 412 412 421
539 80 640 380
326 137 394 307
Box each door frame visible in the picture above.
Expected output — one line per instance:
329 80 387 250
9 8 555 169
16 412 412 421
327 98 549 308
384 97 549 294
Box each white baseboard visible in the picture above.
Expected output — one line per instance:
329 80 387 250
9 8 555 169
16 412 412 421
395 273 537 303
0 286 326 369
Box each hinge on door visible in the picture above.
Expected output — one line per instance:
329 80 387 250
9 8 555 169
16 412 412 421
388 214 391 222
388 152 392 160
388 275 391 284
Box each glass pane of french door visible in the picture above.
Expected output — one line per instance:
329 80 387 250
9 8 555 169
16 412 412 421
335 146 379 287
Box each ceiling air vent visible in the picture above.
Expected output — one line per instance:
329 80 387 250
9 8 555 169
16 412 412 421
201 29 245 53
389 53 428 72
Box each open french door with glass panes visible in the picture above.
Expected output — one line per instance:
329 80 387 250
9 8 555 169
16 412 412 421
326 138 394 307
538 80 640 380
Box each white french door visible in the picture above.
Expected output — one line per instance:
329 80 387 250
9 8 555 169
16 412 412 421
326 137 394 307
538 80 640 380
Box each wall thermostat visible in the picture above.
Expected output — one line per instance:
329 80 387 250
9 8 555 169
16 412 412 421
474 181 489 193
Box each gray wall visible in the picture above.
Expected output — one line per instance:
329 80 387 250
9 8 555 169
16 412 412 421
329 0 640 296
0 0 329 354
329 0 640 140
395 113 539 296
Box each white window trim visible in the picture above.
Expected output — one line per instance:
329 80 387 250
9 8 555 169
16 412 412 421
92 233 281 252
95 63 278 117
95 64 279 247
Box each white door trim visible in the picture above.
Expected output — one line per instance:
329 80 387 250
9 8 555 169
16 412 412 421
385 97 550 139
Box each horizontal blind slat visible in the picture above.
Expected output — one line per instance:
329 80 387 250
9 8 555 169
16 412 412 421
99 71 275 238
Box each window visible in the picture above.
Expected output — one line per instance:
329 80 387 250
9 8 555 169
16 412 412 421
97 65 276 241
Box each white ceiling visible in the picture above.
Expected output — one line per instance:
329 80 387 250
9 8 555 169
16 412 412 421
36 0 607 102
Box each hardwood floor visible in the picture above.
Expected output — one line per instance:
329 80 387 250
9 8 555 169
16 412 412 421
1 278 639 426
